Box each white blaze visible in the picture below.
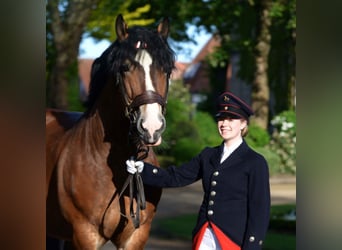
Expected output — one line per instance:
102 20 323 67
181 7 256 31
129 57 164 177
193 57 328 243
135 50 163 145
135 50 154 91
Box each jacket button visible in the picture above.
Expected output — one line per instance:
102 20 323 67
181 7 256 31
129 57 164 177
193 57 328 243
208 210 214 216
213 171 219 176
249 236 255 242
209 200 214 205
210 191 216 196
259 240 263 245
152 168 158 174
211 181 217 186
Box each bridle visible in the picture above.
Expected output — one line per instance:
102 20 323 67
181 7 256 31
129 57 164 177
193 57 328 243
115 40 170 124
116 68 169 124
127 90 167 124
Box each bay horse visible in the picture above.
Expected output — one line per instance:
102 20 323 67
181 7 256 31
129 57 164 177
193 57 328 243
46 14 175 250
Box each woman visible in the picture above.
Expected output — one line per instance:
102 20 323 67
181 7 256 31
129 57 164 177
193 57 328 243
127 92 270 250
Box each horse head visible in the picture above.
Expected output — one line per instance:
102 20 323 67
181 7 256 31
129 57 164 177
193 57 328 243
87 14 175 147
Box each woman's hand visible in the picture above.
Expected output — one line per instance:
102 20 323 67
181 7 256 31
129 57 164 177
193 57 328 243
126 159 144 174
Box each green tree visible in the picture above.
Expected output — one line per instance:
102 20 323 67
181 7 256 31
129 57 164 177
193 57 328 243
47 0 101 109
159 80 195 154
269 110 296 174
166 0 296 129
268 0 296 113
251 0 272 129
157 80 221 165
46 0 295 122
85 1 155 41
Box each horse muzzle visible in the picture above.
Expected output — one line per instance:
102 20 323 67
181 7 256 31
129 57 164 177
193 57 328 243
136 107 166 146
127 91 167 146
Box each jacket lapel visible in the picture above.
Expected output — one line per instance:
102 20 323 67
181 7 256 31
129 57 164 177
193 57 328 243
209 143 224 168
220 140 249 169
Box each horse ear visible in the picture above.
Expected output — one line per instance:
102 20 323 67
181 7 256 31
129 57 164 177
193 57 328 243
116 14 128 41
157 17 170 39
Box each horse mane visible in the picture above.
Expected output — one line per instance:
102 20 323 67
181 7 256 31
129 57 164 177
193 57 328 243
84 25 176 113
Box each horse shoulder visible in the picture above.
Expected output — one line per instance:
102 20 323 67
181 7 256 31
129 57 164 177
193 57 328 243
46 109 83 194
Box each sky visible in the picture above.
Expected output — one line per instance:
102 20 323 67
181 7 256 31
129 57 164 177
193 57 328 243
78 25 212 63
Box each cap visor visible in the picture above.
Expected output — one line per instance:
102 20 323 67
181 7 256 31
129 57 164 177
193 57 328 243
215 112 243 120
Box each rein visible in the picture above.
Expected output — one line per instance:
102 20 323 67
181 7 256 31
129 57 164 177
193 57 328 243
118 144 149 229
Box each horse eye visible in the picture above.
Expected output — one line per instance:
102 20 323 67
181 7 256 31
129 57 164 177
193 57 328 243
120 64 130 73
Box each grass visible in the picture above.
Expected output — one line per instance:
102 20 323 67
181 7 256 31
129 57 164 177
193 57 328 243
270 204 296 217
152 204 296 250
152 213 196 241
262 231 296 250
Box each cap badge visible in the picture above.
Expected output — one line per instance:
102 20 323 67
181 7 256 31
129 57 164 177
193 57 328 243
224 106 228 110
224 96 230 102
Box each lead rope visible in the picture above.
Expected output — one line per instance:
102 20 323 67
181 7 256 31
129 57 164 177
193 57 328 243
119 144 148 228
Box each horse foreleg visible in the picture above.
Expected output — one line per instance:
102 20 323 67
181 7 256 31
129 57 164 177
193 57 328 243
123 223 151 250
72 224 106 250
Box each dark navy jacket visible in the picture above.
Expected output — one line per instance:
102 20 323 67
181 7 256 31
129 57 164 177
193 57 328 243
141 140 270 250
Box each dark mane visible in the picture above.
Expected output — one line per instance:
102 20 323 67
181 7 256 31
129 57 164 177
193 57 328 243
85 25 176 111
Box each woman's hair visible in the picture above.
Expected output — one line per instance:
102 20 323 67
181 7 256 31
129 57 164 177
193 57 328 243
241 118 249 137
241 126 249 137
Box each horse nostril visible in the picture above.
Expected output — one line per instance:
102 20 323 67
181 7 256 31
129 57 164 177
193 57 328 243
139 119 145 131
158 115 166 133
136 117 146 134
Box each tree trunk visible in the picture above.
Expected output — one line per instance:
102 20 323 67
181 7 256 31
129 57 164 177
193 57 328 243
251 0 272 130
49 50 76 109
289 28 296 110
47 0 99 109
49 62 69 109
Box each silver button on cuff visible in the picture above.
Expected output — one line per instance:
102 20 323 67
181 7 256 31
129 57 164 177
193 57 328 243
259 240 263 245
213 171 219 176
249 236 255 242
208 210 214 215
152 168 158 174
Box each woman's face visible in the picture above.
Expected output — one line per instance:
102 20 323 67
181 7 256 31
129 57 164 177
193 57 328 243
217 117 247 142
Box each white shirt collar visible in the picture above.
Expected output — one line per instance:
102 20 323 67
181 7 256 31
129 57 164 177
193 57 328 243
220 138 243 163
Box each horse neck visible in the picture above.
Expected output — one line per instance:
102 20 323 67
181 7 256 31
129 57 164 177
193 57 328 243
73 112 107 147
86 86 136 155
